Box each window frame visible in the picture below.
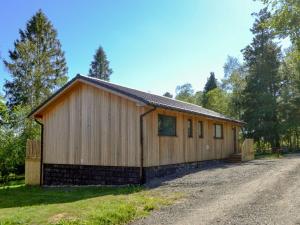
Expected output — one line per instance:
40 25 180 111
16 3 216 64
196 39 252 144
158 114 177 137
187 119 193 138
214 123 223 139
198 121 203 138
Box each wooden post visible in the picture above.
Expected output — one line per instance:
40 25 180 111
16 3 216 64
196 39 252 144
25 139 41 185
241 139 254 162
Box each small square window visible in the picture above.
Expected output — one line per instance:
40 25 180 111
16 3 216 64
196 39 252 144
158 115 176 136
214 124 223 139
198 121 203 138
188 119 193 137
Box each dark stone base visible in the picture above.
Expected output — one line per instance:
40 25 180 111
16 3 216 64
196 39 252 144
43 164 140 185
43 160 223 186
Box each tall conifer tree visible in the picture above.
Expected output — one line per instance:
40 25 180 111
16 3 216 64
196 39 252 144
202 72 218 107
3 10 68 110
242 8 282 147
88 46 113 81
204 72 218 93
163 92 173 98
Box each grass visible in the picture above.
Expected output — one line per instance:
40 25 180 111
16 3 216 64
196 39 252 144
255 149 300 160
255 152 284 159
0 181 181 225
0 178 25 188
0 174 24 185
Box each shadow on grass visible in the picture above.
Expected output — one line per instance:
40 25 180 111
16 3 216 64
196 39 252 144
0 184 142 209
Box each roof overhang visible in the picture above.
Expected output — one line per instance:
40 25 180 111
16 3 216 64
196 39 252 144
28 74 246 126
150 103 246 126
28 75 146 118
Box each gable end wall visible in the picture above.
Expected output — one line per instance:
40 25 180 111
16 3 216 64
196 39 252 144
42 83 142 167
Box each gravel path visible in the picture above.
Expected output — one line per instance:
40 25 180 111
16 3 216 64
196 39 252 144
131 154 300 225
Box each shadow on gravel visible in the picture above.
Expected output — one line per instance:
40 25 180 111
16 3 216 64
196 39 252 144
145 154 300 188
145 160 245 188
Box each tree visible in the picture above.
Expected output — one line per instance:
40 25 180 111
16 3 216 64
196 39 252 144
0 96 8 125
222 56 246 119
194 91 203 106
242 8 282 148
175 83 195 103
260 0 300 50
260 0 300 77
3 10 68 111
163 92 173 98
1 10 68 178
88 46 113 81
0 97 24 183
204 72 218 93
223 56 242 79
260 0 300 148
278 47 300 149
202 72 218 107
204 88 230 115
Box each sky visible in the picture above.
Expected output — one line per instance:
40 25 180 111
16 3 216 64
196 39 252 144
0 0 289 96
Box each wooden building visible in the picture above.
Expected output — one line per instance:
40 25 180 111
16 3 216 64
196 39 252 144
29 74 244 185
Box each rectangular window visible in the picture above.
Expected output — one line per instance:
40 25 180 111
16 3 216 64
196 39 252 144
214 124 223 139
198 121 203 138
188 119 193 137
158 114 176 136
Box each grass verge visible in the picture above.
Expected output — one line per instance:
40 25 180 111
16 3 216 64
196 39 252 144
255 152 284 160
0 181 181 225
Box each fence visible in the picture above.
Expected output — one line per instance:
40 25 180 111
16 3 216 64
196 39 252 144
241 139 254 161
25 139 41 185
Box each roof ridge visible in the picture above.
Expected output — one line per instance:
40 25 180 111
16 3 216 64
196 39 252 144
29 74 244 124
77 74 236 121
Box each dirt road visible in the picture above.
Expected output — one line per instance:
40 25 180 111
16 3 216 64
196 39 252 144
132 154 300 225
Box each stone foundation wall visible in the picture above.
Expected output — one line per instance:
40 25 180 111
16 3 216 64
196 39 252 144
43 164 140 185
43 160 222 185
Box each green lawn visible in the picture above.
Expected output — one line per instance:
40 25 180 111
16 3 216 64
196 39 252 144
0 182 181 225
255 152 284 160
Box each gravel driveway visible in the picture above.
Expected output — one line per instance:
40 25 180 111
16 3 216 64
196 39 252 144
131 154 300 225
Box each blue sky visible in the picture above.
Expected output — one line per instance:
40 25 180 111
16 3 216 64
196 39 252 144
0 0 287 96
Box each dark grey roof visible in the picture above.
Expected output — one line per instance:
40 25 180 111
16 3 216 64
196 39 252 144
29 74 244 124
78 75 244 124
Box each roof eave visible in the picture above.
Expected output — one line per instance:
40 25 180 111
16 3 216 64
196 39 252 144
28 74 148 119
148 103 246 125
27 75 80 119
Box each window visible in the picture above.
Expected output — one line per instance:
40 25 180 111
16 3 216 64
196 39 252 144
158 114 176 136
188 119 193 137
198 121 203 138
214 124 223 139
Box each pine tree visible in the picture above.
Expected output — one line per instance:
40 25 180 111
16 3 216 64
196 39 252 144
163 92 173 98
3 10 68 110
204 72 218 93
88 46 113 81
242 8 282 148
0 96 8 125
202 72 218 107
260 0 300 148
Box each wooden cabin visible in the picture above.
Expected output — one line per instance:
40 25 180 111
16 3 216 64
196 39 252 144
29 74 244 185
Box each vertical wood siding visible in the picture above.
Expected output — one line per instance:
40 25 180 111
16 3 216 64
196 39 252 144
43 83 141 167
143 108 239 167
41 82 241 167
